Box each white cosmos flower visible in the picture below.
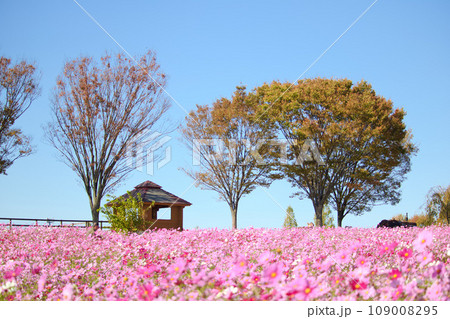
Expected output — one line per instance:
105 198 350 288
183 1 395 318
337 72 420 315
215 286 238 299
0 280 17 293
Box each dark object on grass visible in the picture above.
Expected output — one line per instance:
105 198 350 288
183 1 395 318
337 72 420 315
377 219 417 228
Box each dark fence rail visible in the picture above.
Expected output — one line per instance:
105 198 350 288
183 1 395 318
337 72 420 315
0 217 110 230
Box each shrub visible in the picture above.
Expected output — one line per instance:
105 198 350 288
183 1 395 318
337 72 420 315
100 192 152 233
391 213 407 221
409 213 435 227
283 206 298 228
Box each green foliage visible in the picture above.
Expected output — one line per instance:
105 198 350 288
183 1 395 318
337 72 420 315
409 213 435 227
391 213 434 227
322 205 335 228
406 186 450 227
100 192 152 233
254 78 416 227
283 206 298 228
391 213 407 221
425 185 450 225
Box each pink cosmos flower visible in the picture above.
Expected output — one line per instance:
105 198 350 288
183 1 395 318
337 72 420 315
302 257 312 266
4 266 23 279
191 269 210 285
287 278 317 300
413 230 433 252
257 251 275 265
62 283 74 300
391 286 403 300
37 275 47 293
318 257 333 272
359 287 376 300
334 295 357 301
334 250 351 264
262 263 283 284
1 225 448 301
137 265 158 277
404 280 419 299
389 269 402 280
398 248 413 259
168 258 187 276
349 242 362 252
350 279 368 291
187 291 199 300
355 256 369 268
230 255 248 276
425 282 444 300
250 274 261 284
379 242 398 254
314 281 331 298
349 267 370 281
429 262 444 278
138 283 155 301
416 252 433 267
83 288 96 300
31 266 41 275
332 275 343 287
401 264 413 274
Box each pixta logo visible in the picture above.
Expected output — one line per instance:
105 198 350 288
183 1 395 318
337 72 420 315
295 139 325 166
126 131 172 175
192 138 325 166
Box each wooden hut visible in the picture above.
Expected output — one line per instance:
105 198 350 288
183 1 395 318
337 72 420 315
118 181 191 230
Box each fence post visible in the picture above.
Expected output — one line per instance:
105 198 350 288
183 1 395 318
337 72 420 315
9 219 12 230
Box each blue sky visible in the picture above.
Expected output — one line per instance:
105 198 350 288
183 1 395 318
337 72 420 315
0 0 449 229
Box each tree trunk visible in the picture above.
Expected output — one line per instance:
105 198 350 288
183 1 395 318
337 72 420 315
230 204 238 230
313 203 323 227
90 197 101 225
337 210 344 227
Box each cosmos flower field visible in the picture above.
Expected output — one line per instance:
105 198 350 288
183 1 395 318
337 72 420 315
0 226 449 301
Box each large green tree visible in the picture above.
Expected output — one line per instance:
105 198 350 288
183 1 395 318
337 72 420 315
181 86 276 229
254 78 415 226
329 97 416 227
0 57 40 174
46 52 170 224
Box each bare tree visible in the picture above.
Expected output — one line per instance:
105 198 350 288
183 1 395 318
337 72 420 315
181 87 276 229
0 57 40 174
45 51 170 223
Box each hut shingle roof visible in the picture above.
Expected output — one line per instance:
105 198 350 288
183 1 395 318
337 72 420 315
119 181 191 206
